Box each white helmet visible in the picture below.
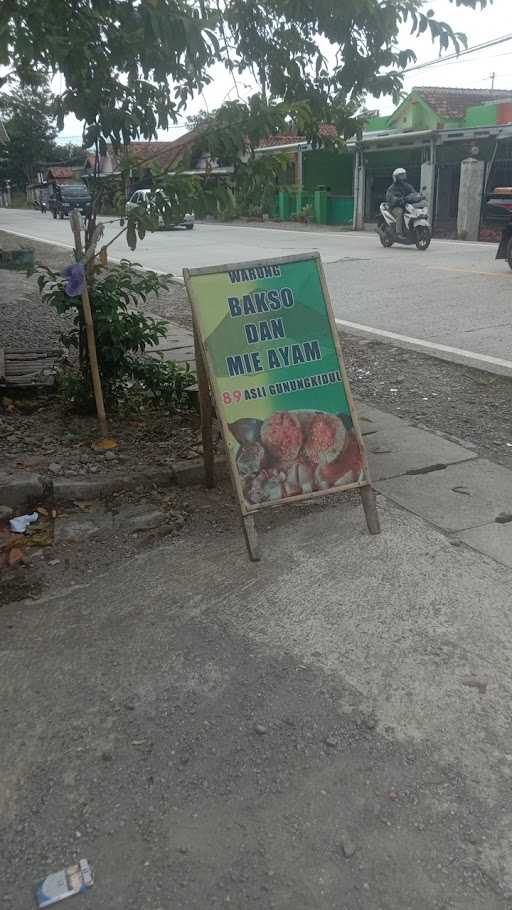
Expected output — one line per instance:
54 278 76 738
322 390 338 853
393 167 407 182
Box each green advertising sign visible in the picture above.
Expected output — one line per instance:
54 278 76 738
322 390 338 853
184 253 371 521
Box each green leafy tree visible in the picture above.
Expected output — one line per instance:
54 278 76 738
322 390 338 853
50 142 88 165
187 96 300 216
0 84 58 188
1 1 491 153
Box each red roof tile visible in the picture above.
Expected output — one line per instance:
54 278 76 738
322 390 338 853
258 133 303 148
414 85 512 120
111 128 202 171
319 123 337 138
47 166 75 179
258 124 337 149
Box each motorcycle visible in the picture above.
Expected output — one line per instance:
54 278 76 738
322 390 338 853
377 193 431 251
496 218 512 270
486 190 512 270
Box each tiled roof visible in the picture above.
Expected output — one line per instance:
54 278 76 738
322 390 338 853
258 134 303 148
116 128 202 170
46 167 75 179
258 124 337 149
319 123 337 138
414 85 512 120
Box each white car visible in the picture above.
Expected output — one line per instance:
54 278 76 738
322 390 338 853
125 188 194 230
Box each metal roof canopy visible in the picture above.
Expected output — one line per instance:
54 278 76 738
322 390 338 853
348 125 508 153
255 141 309 153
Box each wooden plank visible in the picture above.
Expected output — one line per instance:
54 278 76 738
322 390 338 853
5 370 56 380
242 514 261 562
4 376 55 387
6 350 60 359
316 257 373 486
182 251 323 278
6 362 55 372
6 358 58 366
359 485 381 535
193 322 215 489
2 343 58 386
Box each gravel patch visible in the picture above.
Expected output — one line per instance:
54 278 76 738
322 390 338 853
0 230 72 350
343 333 512 469
0 229 191 351
138 278 192 329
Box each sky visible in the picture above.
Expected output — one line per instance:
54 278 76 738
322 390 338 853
58 0 511 144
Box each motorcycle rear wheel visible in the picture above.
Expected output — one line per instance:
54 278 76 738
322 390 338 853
415 225 431 251
378 228 394 248
506 237 512 270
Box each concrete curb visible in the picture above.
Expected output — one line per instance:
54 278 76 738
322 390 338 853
0 460 228 510
336 319 512 379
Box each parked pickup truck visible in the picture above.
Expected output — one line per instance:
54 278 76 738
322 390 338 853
48 183 92 220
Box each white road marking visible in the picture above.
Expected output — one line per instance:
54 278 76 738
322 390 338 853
427 265 510 278
209 222 494 249
336 318 512 378
0 227 75 250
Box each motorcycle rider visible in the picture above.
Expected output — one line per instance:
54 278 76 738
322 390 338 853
386 167 418 235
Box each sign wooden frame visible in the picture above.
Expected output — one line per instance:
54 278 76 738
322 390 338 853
184 252 380 560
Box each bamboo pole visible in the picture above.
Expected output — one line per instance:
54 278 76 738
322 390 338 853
69 212 109 440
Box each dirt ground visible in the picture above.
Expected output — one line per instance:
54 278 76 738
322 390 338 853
0 396 217 478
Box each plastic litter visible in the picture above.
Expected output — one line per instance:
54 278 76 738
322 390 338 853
10 512 38 534
35 859 93 907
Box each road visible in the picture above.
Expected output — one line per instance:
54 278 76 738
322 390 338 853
2 208 512 372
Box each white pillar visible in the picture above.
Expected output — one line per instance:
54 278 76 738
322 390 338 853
457 157 485 241
420 139 436 221
353 147 365 231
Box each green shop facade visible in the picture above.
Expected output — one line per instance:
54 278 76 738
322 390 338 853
258 87 512 239
255 138 355 226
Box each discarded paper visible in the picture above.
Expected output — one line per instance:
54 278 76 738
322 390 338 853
35 858 93 907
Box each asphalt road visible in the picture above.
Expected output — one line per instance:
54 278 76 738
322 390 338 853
2 208 512 371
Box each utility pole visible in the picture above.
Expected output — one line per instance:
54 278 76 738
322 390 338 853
489 72 496 89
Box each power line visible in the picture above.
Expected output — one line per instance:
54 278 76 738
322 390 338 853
403 33 512 74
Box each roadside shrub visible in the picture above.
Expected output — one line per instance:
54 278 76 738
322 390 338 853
37 259 195 412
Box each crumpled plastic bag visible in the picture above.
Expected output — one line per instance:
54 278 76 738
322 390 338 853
9 512 38 534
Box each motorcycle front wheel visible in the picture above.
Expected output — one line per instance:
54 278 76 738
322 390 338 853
378 227 394 248
415 225 431 251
